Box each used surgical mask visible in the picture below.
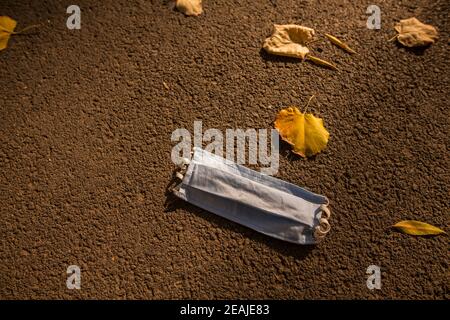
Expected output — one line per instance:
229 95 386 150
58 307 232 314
172 147 331 245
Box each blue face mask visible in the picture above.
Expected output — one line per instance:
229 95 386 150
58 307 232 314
172 147 331 245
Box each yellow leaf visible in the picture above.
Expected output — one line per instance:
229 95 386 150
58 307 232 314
274 106 329 157
325 33 356 54
394 17 438 47
0 16 17 51
175 0 203 16
392 220 446 236
263 24 315 60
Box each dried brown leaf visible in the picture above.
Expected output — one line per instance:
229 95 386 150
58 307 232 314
175 0 202 16
263 24 315 60
394 17 438 47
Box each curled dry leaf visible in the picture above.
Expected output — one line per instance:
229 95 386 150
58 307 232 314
0 16 17 51
394 17 438 47
263 24 315 60
274 106 329 157
392 220 446 236
175 0 203 16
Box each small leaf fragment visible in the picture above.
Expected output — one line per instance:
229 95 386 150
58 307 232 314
392 220 446 236
274 106 329 157
0 16 17 51
325 33 356 54
306 55 338 70
175 0 203 16
263 24 315 59
394 17 438 47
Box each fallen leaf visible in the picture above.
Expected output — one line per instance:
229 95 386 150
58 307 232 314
394 17 438 47
0 16 17 51
274 106 329 157
306 55 338 70
392 220 446 236
325 33 356 54
263 24 315 59
175 0 203 16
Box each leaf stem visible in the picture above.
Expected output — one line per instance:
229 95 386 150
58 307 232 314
14 24 41 35
388 34 398 42
0 23 41 35
304 94 316 113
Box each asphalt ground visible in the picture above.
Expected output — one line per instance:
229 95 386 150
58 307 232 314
0 0 448 299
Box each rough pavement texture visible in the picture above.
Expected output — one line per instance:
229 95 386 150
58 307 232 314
0 0 448 299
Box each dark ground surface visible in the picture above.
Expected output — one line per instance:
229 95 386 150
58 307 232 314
0 0 449 299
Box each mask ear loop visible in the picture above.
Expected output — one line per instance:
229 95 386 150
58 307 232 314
168 157 191 193
314 204 331 242
175 157 191 180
